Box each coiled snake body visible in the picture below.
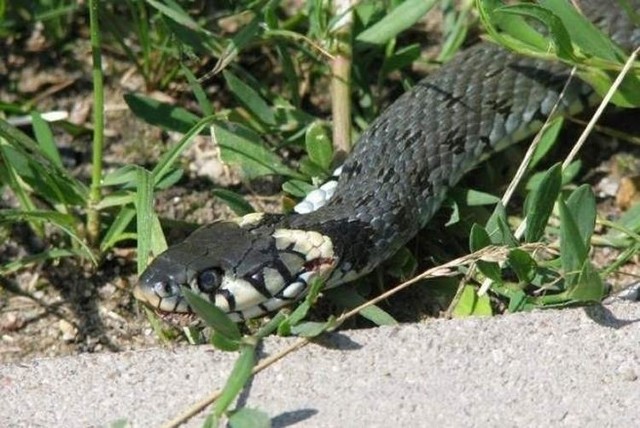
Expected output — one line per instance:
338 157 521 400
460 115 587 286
135 1 639 321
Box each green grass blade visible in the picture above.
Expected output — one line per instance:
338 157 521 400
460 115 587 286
538 0 625 60
214 121 302 179
212 344 256 418
31 112 63 168
356 0 437 45
223 70 276 126
100 206 136 252
282 179 316 198
135 167 154 273
124 93 200 134
493 4 575 61
150 115 218 184
0 118 87 204
182 65 214 116
327 286 398 326
145 0 201 31
0 248 78 275
0 209 95 264
212 189 255 216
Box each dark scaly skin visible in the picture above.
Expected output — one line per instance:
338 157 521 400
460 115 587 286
135 0 639 319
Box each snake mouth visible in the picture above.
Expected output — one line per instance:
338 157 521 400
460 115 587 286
133 284 201 326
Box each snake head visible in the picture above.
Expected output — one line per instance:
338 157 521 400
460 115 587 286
134 216 337 321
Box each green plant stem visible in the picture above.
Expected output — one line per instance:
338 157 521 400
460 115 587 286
87 0 105 246
331 1 354 157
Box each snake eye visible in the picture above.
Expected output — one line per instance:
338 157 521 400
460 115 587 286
197 268 223 292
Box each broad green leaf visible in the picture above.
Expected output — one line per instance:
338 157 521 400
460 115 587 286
608 202 640 241
469 223 491 252
255 312 287 340
464 189 501 206
567 261 605 302
477 260 502 283
223 70 275 126
565 185 596 251
558 198 587 287
0 140 39 227
507 248 536 283
298 157 327 178
485 202 517 246
540 0 640 106
452 285 493 317
507 289 528 312
579 66 640 108
305 122 333 170
525 163 562 242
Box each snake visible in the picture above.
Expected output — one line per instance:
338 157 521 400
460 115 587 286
134 0 639 322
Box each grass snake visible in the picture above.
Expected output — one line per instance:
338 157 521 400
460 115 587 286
134 0 640 322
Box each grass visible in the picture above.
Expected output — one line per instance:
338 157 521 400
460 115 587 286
1 0 640 426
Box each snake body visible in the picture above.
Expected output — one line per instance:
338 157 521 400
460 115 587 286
135 1 639 321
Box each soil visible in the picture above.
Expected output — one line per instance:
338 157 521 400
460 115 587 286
1 7 639 365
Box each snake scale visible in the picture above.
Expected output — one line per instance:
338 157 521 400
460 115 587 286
134 0 639 321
